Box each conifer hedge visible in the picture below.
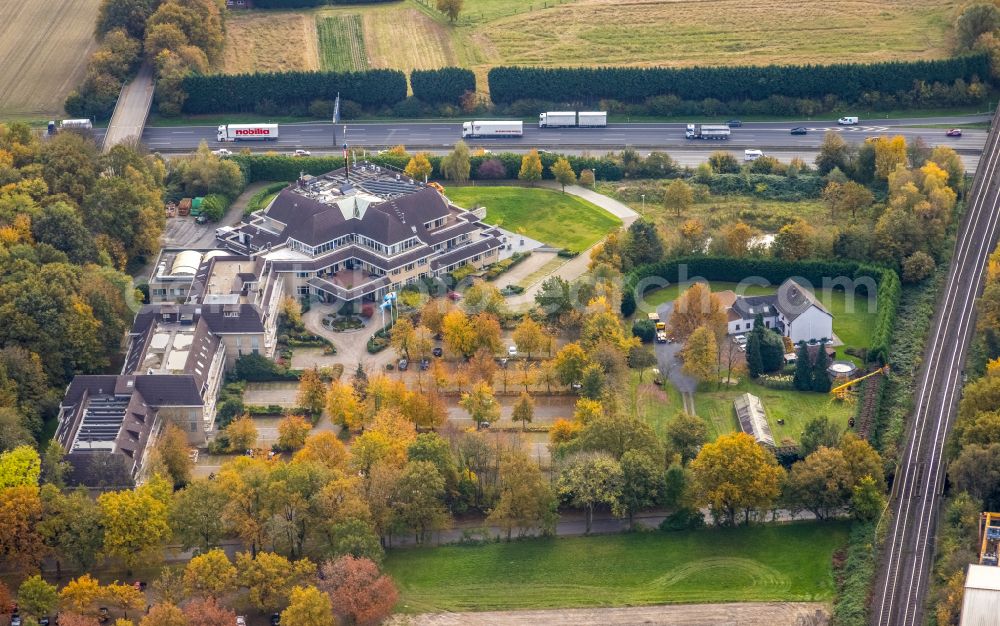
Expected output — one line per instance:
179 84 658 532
487 55 990 104
181 69 407 114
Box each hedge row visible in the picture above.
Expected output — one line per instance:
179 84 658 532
620 257 899 363
487 54 990 104
411 68 476 104
230 152 631 184
181 69 407 113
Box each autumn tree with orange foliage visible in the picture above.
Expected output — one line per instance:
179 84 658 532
668 283 727 341
317 556 398 626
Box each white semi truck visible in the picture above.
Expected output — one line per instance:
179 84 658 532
538 112 577 128
538 111 608 128
685 123 731 140
217 123 279 142
462 121 523 138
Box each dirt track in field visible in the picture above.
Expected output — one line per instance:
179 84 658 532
388 602 830 625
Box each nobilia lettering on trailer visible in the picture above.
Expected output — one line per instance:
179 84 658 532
217 124 279 142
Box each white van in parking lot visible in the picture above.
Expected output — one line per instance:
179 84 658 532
744 149 763 162
838 116 859 125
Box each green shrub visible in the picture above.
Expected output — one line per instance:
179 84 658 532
410 67 476 104
233 353 300 381
632 319 655 343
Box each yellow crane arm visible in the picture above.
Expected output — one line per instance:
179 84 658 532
830 365 890 395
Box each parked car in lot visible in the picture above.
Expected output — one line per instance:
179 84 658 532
419 358 430 370
507 345 518 357
790 127 808 135
397 359 408 371
733 334 748 345
432 347 443 357
726 119 742 128
946 128 962 137
270 614 281 626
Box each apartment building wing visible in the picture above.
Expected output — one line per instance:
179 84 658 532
218 163 506 303
55 374 203 484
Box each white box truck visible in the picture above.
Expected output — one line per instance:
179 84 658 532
462 121 523 138
59 119 93 131
217 124 279 142
577 111 607 127
538 112 577 128
685 124 731 140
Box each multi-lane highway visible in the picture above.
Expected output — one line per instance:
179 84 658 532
119 115 990 154
871 109 1000 625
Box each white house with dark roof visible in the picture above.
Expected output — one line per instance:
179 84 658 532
218 163 507 305
721 278 834 344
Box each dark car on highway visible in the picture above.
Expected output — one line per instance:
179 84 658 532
726 120 742 128
790 127 808 135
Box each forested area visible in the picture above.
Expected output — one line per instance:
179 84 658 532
0 125 164 453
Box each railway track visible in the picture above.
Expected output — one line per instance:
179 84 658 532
872 104 1000 625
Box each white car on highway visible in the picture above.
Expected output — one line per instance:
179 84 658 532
292 149 311 157
212 148 233 157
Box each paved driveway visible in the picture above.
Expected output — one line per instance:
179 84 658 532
653 301 698 414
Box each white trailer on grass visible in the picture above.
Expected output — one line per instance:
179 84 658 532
462 121 523 138
217 124 279 142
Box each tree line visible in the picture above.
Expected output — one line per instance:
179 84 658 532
930 240 1000 624
486 55 991 104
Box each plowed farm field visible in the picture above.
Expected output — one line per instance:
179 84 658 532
0 0 101 120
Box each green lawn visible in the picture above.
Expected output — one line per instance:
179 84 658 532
445 186 622 252
694 379 855 445
629 371 687 439
637 281 876 354
384 521 849 612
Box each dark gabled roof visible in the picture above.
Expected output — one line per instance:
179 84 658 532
264 185 457 249
132 303 265 336
307 275 391 301
430 239 501 270
775 278 832 322
133 375 203 406
267 244 433 273
731 295 777 320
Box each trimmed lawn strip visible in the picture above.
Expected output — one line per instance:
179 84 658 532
693 379 855 446
638 281 875 354
385 521 849 612
445 186 622 251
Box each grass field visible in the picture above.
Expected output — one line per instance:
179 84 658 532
637 281 876 355
445 186 621 251
317 15 369 71
694 379 855 444
222 11 319 73
218 0 956 90
599 186 833 233
475 0 956 68
0 0 101 119
384 521 849 612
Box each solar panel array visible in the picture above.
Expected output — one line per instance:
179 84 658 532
72 396 129 451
